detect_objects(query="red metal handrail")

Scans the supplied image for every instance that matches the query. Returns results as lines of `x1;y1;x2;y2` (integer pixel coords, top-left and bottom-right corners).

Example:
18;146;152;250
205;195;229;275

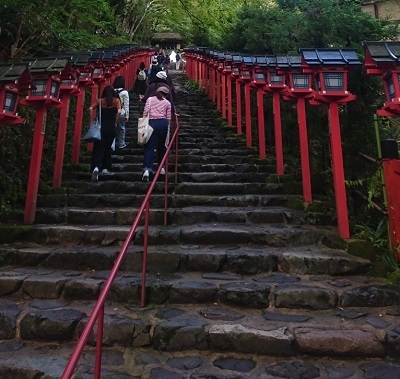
61;114;180;379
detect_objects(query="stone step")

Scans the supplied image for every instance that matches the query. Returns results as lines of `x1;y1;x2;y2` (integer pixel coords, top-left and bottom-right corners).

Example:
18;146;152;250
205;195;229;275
21;222;341;247
72;162;275;174
37;193;292;209
0;298;399;363
0;342;399;379
1;244;368;276
33;206;318;226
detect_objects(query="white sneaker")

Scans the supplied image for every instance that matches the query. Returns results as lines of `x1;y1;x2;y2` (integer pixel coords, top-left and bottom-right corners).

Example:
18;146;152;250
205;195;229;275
91;167;99;182
101;169;112;175
142;170;149;181
160;167;166;175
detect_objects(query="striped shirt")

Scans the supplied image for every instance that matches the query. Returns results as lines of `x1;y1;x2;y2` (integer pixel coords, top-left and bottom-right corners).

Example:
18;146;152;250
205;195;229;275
143;96;171;121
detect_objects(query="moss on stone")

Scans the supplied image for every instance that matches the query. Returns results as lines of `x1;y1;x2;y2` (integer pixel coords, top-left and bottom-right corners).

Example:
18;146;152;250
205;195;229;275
0;225;32;243
285;197;305;210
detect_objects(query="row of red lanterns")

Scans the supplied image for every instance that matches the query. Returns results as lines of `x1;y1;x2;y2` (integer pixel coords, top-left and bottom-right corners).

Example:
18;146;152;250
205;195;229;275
183;42;400;248
0;45;156;224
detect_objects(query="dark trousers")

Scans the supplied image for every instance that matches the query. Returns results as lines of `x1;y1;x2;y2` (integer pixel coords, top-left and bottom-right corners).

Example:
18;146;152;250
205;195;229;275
143;118;168;173
91;124;116;171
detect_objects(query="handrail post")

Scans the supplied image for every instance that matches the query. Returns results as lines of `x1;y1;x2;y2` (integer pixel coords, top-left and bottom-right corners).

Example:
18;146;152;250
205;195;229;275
94;306;104;379
164;163;169;226
141;200;150;307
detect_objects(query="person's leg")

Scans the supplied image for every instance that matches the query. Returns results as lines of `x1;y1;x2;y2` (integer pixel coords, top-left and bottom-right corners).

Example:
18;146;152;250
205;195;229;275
116;119;126;148
102;127;116;171
91;141;102;172
156;120;168;169
142;125;158;175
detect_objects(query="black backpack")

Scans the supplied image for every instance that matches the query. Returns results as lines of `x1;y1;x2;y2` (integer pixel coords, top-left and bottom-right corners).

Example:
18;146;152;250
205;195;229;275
114;89;123;106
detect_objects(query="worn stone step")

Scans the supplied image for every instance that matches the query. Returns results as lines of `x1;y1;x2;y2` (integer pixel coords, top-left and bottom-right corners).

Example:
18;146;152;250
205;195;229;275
34;205;327;227
4;268;392;308
37;193;292;209
21;223;341;247
1;244;368;276
1;340;399;378
0;298;399;363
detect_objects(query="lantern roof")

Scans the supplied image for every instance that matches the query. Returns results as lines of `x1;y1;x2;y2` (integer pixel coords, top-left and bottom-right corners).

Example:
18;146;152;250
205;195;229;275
0;63;31;84
242;55;254;67
276;55;302;69
27;58;71;75
363;41;400;72
89;51;104;63
300;48;361;67
254;55;269;68
224;53;233;62
232;54;243;64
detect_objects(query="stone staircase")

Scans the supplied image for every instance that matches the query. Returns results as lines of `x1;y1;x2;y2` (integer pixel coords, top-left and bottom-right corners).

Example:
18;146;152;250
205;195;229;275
0;70;400;379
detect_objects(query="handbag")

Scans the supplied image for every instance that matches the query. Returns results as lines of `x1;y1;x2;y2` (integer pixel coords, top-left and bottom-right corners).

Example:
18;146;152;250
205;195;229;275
137;98;154;145
83;101;101;142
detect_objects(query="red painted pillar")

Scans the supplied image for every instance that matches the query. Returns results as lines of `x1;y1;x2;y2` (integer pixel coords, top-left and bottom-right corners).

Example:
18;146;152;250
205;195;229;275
216;72;221;110
328;102;350;239
297;97;312;202
204;64;208;93
24;108;47;224
210;68;215;102
257;88;266;159
53;95;70;187
273;92;284;175
245;83;252;147
221;74;226;119
72;89;85;163
382;159;400;261
227;77;233;126
236;81;242;134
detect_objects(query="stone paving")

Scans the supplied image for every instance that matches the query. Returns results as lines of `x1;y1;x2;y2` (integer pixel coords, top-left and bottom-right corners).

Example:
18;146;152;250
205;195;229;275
0;69;400;378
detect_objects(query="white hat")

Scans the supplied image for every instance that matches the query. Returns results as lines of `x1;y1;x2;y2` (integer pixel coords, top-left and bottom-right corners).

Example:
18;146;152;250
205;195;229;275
156;71;167;80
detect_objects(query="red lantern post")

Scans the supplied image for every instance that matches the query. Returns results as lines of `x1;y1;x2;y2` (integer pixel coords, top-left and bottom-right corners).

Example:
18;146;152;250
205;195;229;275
264;57;287;175
363;41;400;260
301;48;361;239
239;56;254;148
231;55;243;134
224;54;234;126
206;51;215;101
52;57;80;187
19;58;70;224
250;56;268;159
279;55;315;202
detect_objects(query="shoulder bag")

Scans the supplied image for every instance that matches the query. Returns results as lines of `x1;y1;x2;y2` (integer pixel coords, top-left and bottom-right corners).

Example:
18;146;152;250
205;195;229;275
137;97;154;145
83;100;102;142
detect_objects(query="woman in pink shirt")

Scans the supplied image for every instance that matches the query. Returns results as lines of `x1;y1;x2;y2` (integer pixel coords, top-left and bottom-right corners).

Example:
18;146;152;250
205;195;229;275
141;86;171;181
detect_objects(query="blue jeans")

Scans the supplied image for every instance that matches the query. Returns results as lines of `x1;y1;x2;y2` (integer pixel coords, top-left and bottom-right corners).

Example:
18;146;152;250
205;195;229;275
116;119;126;147
143;118;168;173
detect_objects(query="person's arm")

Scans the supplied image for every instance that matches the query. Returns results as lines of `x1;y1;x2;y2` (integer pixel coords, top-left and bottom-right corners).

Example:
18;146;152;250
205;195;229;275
143;97;151;117
115;99;121;126
166;100;172;121
88;99;100;118
121;91;129;120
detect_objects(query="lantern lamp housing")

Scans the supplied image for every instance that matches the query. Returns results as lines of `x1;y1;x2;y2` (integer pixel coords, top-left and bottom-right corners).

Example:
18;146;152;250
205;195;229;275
231;54;242;78
240;55;254;81
224;54;233;73
218;52;225;71
3;87;18;113
383;72;400;102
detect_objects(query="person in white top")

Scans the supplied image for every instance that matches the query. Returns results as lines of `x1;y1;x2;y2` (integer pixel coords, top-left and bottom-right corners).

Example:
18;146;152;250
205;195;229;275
113;76;129;149
141;86;172;181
